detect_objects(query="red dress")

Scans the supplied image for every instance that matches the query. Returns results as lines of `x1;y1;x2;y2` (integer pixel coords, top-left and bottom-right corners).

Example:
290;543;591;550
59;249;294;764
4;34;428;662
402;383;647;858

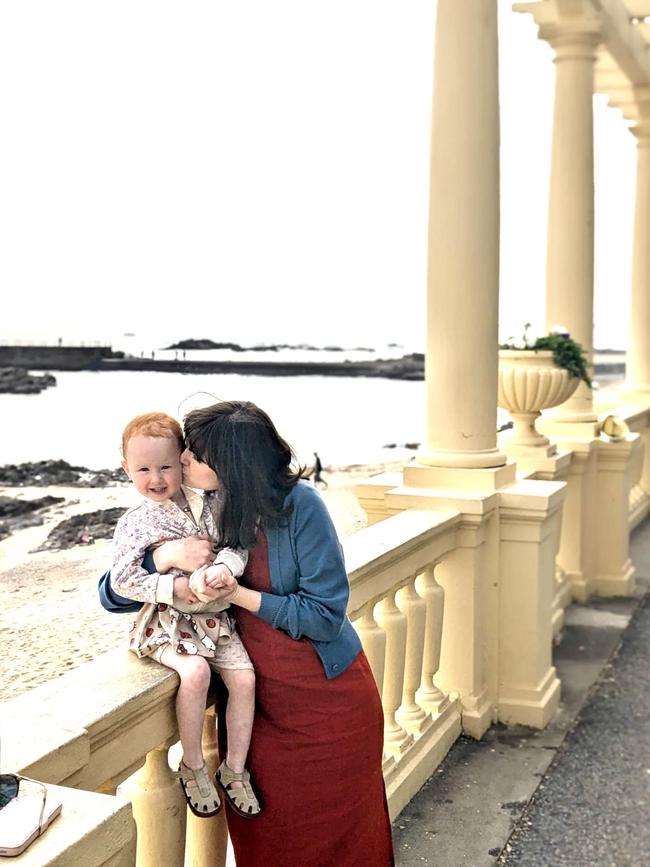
221;533;394;867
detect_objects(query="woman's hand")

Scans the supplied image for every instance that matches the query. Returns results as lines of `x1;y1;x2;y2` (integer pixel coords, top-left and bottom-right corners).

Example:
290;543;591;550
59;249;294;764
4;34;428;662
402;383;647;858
191;567;240;603
152;535;214;574
172;576;200;605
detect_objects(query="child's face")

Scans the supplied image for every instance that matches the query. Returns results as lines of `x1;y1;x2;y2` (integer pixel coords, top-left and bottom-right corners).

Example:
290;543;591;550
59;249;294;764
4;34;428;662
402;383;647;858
122;435;183;502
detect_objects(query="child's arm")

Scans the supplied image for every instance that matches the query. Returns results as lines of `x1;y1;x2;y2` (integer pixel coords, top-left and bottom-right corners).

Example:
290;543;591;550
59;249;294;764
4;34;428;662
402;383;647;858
110;510;176;605
213;547;248;578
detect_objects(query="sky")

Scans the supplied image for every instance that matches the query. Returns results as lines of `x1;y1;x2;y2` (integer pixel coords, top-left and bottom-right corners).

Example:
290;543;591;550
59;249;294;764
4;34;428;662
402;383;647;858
0;1;638;350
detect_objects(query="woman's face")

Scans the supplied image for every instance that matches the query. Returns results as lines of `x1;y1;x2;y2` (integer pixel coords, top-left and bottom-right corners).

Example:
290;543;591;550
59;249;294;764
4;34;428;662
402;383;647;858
180;448;220;490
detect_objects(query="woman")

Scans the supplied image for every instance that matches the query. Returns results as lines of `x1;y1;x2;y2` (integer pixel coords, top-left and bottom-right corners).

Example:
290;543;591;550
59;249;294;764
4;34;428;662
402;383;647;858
102;400;394;866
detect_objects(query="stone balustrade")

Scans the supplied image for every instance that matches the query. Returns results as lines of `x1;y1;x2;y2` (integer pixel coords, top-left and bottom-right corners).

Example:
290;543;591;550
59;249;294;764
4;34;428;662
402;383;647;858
345;508;464;818
2;508;466;860
4;397;650;861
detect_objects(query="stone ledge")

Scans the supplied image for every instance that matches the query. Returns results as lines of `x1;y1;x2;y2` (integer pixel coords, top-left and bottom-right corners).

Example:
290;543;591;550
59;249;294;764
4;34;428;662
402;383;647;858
11;785;135;867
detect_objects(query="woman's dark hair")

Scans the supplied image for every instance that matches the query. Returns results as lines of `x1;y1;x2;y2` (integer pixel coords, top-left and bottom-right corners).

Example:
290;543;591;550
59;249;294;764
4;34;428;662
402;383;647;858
183;400;307;548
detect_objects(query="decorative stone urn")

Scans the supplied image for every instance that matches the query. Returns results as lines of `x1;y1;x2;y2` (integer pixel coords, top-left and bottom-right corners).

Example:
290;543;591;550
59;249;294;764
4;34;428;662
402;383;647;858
498;350;580;456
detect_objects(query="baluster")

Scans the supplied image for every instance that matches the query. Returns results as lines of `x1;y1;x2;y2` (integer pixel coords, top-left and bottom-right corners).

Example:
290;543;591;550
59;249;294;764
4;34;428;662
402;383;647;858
396;577;431;734
354;602;386;694
185;705;228;867
118;740;187;867
415;566;449;715
375;593;413;756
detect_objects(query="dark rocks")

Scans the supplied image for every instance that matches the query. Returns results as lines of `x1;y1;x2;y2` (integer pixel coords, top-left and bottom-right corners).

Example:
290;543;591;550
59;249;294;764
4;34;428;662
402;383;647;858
0;495;65;518
32;507;126;552
0;367;57;394
0;494;65;541
0;460;127;488
166;339;247;351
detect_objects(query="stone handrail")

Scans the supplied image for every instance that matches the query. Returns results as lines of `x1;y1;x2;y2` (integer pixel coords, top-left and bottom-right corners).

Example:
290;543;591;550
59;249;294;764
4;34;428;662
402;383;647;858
3;507;466;861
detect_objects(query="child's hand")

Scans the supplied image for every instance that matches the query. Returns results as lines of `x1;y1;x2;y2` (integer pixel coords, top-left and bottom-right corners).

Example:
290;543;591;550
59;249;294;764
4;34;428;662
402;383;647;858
189;564;238;604
204;563;236;591
173;575;200;605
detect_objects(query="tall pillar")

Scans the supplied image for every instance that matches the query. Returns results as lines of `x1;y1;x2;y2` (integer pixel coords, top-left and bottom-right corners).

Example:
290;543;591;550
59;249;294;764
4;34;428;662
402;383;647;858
421;0;506;469
625;87;650;392
542;19;600;425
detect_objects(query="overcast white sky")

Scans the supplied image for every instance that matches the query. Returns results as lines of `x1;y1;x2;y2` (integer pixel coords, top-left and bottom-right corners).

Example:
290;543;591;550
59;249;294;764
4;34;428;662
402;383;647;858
0;1;637;350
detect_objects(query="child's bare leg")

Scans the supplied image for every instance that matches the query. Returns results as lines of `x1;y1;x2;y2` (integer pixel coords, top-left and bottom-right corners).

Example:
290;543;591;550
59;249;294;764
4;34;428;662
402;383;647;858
219;667;255;783
159;646;211;769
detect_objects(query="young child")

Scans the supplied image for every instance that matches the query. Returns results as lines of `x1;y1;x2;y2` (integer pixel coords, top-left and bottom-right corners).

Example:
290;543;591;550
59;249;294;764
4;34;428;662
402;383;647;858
110;412;261;819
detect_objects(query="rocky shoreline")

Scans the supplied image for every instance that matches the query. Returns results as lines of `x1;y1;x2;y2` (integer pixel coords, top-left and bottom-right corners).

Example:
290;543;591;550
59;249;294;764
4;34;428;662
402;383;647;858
0;461;129;549
0;367;57;394
0;460;127;487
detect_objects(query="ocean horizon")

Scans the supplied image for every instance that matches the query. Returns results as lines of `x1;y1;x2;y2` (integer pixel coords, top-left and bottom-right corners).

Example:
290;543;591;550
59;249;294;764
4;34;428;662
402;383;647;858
1;334;626;471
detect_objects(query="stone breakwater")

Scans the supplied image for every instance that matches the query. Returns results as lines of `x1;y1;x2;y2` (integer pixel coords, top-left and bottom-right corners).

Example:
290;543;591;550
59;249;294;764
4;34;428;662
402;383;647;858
0;344;425;380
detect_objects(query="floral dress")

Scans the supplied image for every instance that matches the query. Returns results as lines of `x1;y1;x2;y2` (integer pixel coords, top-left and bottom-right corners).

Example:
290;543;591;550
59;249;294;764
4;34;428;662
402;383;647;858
110;486;247;661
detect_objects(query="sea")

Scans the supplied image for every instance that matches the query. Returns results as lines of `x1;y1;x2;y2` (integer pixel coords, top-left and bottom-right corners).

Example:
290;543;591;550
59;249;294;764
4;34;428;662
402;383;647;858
0;336;624;472
0;340;428;471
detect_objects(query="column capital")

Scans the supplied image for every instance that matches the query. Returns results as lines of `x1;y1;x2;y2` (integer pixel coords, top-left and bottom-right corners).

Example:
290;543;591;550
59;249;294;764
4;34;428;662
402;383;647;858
539;21;601;60
514;1;601;59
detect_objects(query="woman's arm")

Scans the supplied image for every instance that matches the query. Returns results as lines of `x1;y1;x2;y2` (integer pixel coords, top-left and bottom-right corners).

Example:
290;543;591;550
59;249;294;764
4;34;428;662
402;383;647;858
99;536;215;611
152;535;216;573
201;488;348;642
256;490;348;641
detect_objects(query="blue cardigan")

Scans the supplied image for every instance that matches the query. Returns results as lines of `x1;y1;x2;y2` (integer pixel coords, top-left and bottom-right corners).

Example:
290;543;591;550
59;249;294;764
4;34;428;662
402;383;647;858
99;481;362;679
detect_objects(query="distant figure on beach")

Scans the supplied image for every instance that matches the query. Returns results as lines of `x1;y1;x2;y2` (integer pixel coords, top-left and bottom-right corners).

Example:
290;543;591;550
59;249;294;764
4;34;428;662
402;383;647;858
182;349;187;360
312;452;328;488
151;350;155;360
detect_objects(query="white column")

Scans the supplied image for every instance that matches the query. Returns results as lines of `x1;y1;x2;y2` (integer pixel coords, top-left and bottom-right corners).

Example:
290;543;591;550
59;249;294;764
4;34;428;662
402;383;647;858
626;88;650;392
421;0;505;469
543;21;600;422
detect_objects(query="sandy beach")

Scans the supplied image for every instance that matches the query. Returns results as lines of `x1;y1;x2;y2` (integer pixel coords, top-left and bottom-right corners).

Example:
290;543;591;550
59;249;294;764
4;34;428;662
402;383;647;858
0;462;404;703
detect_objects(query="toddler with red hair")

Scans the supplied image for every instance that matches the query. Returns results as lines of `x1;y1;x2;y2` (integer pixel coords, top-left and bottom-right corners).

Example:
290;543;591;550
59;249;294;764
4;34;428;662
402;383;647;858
111;412;261;820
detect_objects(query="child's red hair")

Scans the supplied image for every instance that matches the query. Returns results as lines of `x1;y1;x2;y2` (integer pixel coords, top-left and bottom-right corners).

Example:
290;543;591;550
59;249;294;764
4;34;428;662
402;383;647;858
121;412;184;457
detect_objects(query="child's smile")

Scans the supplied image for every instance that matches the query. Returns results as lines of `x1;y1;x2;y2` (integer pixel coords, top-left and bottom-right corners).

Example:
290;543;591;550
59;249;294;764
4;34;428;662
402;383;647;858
122;435;184;502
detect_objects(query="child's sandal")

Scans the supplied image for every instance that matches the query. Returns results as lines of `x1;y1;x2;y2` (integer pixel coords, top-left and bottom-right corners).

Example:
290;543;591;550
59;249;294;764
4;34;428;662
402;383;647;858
178;761;222;818
215;760;262;818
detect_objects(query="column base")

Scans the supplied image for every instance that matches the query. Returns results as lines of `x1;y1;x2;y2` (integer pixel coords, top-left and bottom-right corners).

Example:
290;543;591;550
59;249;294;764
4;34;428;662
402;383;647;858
498;666;561;729
404;461;516;491
593;559;635;598
416;445;507;470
